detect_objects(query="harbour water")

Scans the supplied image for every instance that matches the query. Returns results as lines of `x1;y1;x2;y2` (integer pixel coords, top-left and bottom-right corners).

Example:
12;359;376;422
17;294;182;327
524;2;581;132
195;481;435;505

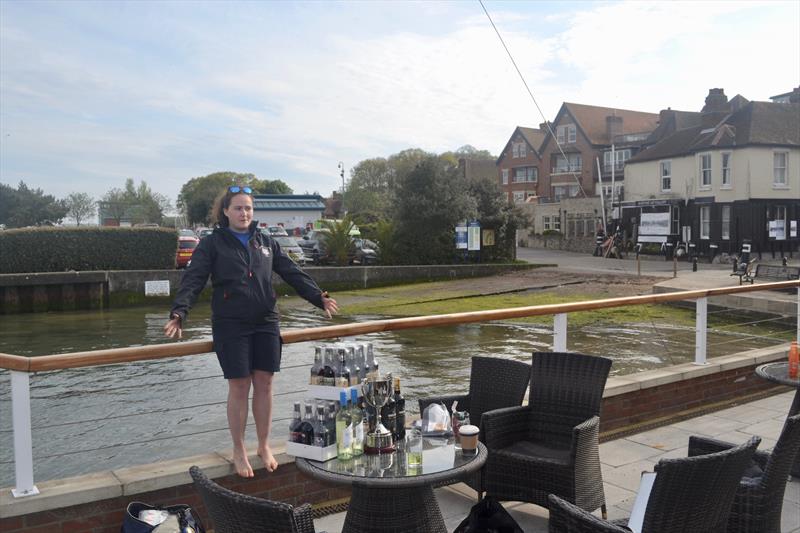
0;303;776;487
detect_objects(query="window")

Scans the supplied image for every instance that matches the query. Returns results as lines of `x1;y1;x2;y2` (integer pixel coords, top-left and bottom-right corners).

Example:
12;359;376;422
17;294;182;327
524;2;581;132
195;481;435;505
502;169;509;185
553;216;561;231
543;216;551;230
557;124;577;144
721;152;731;188
721;206;731;240
699;153;712;187
774;151;788;186
567;220;575;236
603;149;632;172
512;142;526;158
553;153;582;173
700;205;710;240
660;161;671;191
512;191;525;203
514;168;526;183
552;184;579;200
527;167;538;182
672;206;680;234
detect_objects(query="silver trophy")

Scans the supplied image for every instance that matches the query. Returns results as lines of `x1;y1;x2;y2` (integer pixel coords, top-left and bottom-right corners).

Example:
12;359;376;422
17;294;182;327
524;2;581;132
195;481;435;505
361;372;395;454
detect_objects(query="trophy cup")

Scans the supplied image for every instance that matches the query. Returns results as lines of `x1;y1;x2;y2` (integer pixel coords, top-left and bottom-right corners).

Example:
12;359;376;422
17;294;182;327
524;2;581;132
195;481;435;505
361;372;395;454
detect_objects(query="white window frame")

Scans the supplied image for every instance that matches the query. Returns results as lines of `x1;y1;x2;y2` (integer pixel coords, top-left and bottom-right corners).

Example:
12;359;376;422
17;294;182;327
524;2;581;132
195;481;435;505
512;143;519;158
660;160;671;192
543;216;551;231
557;124;577;144
721;152;732;188
773;151;788;187
502;169;509;185
700;205;711;240
527;167;538;182
514;168;526;183
721;205;730;240
699;153;712;188
518;143;526;158
512;191;525;203
553;216;561;231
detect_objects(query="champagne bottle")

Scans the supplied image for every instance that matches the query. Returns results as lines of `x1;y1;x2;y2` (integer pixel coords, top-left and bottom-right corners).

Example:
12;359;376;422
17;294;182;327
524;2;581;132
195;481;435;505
323;349;336;386
337;347;351;388
289;401;303;443
300;403;315;445
350;388;364;456
336;390;353;459
393;377;406;441
310;347;322;385
314;405;331;447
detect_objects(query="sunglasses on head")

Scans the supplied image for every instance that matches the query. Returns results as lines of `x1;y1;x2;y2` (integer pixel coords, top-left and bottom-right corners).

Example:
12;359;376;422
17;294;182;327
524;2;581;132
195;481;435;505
228;186;253;194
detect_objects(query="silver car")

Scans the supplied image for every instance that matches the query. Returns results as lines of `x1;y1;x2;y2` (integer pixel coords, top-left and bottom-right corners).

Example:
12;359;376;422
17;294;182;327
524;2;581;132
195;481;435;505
273;235;309;265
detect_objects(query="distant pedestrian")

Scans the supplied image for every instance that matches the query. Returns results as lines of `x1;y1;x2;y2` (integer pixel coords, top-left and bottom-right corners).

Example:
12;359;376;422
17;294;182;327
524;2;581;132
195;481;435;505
164;185;338;477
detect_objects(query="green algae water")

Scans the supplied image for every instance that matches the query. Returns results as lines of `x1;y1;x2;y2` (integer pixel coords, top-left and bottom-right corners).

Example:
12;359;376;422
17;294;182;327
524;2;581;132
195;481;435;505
0;302;777;487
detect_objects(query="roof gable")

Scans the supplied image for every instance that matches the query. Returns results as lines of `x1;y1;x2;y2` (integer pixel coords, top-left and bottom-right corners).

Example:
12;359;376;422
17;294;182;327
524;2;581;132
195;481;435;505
563;103;659;145
496;126;544;164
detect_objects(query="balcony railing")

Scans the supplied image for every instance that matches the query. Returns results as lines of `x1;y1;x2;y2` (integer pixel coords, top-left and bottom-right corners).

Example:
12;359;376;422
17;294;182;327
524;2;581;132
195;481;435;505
551;165;582;174
603;161;626;173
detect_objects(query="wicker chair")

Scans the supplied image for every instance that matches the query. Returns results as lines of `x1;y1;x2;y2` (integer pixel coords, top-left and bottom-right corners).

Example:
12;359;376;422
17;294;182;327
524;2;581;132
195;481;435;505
189;465;319;533
483;352;612;516
687;414;800;533
547;436;761;533
418;355;531;495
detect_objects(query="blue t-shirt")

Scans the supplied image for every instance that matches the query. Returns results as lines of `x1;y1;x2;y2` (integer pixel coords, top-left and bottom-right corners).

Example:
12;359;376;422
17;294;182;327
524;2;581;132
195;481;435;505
227;228;251;257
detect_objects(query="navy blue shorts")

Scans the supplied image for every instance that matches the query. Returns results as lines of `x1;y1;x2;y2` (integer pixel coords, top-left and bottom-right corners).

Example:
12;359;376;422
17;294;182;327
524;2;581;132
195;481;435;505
214;330;282;379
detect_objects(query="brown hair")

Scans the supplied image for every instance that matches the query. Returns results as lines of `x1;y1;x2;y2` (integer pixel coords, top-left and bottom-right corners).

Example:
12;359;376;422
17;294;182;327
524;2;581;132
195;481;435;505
211;188;253;228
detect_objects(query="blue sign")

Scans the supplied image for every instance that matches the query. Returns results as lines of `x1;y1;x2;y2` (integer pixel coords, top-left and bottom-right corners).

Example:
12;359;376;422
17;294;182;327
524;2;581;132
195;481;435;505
455;222;468;249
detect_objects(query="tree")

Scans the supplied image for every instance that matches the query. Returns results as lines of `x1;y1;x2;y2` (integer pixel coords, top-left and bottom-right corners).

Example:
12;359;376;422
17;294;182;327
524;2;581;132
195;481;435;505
391;155;476;264
65;192;96;226
0;181;68;228
319;216;356;266
177;172;293;226
100;179;170;225
343;158;393;222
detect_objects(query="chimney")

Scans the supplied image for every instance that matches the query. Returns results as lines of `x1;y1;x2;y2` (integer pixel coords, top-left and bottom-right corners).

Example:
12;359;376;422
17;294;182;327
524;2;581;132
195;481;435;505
606;115;623;141
701;88;729;128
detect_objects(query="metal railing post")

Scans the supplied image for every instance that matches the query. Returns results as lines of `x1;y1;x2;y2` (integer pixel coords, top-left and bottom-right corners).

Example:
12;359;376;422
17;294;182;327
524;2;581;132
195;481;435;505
695;297;708;365
11;370;39;497
554;313;568;351
796;287;799;343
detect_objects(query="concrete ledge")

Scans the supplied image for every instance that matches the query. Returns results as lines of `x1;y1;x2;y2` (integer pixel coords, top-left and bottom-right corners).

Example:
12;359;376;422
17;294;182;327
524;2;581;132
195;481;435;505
0;471;121;518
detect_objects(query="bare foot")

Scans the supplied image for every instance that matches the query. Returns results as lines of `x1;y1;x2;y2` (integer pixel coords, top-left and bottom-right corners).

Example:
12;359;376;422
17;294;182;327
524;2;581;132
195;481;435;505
258;445;278;473
232;450;254;478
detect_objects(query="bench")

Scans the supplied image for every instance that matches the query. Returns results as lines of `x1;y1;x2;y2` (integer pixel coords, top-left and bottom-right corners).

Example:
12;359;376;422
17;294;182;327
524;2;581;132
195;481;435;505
740;264;800;288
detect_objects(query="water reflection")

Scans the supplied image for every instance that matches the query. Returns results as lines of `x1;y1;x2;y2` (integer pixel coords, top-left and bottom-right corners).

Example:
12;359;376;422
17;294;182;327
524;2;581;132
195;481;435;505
0;303;774;486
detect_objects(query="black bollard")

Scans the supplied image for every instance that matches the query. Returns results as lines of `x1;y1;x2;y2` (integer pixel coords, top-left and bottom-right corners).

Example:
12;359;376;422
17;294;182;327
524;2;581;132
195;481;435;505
692;256;698;272
732;257;738;273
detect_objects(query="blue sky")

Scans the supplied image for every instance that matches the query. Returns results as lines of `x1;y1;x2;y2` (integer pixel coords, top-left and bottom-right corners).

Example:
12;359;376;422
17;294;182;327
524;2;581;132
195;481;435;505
1;0;798;209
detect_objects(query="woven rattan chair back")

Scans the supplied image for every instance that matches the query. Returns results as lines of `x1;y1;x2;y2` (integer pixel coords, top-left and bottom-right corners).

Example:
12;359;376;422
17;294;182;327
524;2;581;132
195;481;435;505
642;436;761;533
548;494;624;533
468;356;531;426
761;413;800;489
189;466;316;533
528;352;612;446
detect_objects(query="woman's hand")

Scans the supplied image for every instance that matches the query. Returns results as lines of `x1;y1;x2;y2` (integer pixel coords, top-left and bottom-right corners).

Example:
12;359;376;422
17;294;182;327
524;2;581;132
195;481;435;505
321;292;339;319
163;317;183;339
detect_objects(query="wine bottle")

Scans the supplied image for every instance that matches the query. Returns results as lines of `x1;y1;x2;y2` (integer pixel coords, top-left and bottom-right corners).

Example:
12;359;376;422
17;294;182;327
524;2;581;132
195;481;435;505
300;403;315;445
350;387;364;456
314;405;331;447
289;401;303;443
323;349;336;386
336;390;353;459
310;346;322;385
393;377;406;441
337;347;351;388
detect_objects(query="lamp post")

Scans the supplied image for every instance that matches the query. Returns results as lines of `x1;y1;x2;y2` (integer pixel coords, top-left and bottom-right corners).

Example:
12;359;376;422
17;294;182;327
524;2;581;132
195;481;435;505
338;161;345;214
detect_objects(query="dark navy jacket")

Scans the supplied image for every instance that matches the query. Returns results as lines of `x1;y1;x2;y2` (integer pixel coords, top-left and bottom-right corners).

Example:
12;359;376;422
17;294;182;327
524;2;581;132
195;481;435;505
170;223;324;339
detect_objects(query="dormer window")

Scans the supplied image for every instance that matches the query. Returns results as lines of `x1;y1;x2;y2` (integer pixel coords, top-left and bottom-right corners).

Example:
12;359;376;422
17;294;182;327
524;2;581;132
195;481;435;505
557;124;577;144
512;142;527;158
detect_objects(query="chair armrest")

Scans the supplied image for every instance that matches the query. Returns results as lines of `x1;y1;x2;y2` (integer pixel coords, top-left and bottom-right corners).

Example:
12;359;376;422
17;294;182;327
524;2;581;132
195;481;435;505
482;405;530;450
687;435;736;457
572;416;600;455
418;394;468;417
294;503;316;533
548;494;630;533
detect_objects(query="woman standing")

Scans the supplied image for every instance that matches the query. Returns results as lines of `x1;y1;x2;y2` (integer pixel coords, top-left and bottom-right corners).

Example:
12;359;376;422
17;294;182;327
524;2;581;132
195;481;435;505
164;186;338;477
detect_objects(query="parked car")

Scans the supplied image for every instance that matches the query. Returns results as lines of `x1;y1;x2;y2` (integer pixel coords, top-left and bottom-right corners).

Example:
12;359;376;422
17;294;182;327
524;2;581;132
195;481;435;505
196;227;213;238
272;235;309;266
297;230;330;265
176;235;199;268
265;225;289;236
179;228;197;238
352;238;379;265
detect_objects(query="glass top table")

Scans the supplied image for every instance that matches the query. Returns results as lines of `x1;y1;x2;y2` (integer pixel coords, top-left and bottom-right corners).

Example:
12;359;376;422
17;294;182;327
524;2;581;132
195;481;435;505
296;437;486;533
755;361;800;477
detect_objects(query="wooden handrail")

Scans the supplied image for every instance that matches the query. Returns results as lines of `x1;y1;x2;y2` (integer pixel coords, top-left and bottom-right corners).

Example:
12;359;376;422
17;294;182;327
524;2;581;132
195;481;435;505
2;279;797;373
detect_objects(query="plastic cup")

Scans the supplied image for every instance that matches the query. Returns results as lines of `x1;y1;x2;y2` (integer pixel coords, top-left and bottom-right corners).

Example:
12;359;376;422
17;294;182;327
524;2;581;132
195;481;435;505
459;424;479;456
405;428;423;468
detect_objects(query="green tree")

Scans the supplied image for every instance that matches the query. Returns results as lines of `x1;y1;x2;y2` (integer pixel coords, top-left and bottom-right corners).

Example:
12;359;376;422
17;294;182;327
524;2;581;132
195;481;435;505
466;173;528;261
392;155;476;265
65;192;96;226
343;158;393;223
0;181;68;228
373;219;399;265
177;172;293;226
319;216;355;266
100;179;170;225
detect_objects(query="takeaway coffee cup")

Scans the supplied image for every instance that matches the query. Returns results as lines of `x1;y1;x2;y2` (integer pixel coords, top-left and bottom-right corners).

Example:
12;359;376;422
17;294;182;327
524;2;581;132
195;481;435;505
459;424;479;456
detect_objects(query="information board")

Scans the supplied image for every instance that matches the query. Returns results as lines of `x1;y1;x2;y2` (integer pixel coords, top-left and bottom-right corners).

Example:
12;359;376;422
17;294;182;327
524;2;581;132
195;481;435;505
467;221;481;251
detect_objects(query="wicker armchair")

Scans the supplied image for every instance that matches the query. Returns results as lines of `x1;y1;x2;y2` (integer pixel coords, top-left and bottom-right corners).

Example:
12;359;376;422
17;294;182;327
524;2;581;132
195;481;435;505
189;466;319;533
548;436;761;533
418;355;531;495
483;352;612;516
687;414;800;533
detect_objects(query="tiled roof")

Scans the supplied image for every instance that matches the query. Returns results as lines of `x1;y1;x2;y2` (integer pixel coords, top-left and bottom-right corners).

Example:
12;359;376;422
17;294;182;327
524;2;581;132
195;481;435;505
252;195;326;211
629;101;800;163
563;102;660;145
518;127;546;152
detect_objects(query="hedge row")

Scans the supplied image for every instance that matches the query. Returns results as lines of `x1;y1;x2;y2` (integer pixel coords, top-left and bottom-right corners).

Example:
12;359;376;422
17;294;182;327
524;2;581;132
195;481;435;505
0;227;178;273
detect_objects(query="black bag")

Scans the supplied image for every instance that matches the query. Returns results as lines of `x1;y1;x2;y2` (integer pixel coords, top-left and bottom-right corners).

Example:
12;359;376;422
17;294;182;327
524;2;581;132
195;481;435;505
121;501;205;533
453;496;524;533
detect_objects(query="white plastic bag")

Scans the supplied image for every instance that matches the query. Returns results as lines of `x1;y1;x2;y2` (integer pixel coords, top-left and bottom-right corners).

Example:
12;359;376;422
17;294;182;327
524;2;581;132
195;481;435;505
422;402;452;435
